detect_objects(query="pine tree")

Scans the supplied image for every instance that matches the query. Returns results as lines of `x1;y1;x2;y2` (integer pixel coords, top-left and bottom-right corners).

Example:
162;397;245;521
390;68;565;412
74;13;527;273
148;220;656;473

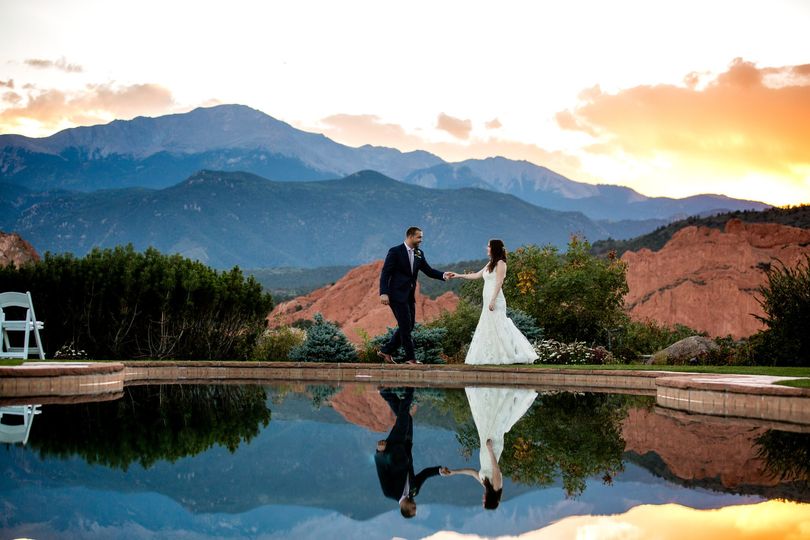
289;313;358;363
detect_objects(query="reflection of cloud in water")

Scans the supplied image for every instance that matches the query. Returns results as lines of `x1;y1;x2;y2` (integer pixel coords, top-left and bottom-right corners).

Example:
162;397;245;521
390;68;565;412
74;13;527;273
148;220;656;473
424;500;810;540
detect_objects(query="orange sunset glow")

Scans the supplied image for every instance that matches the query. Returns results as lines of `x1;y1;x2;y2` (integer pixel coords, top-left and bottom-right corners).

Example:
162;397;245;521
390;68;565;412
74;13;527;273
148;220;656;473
1;0;808;205
425;500;810;540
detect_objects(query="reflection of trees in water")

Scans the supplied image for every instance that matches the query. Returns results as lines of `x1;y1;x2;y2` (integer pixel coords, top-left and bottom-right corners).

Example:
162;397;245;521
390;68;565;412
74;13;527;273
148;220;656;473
755;430;810;491
28;385;271;470
426;389;645;497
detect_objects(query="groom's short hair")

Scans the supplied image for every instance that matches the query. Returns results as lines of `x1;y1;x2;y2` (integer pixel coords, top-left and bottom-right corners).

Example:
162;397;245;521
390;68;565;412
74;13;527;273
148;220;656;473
406;227;422;238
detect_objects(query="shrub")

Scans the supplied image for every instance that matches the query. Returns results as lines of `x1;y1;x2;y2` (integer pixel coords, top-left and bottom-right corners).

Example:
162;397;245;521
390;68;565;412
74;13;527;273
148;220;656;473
426;300;480;361
753;255;810;366
371;323;447;364
533;339;617;365
252;326;307;361
289;313;358;363
612;320;702;362
474;236;628;345
427;300;543;363
507;307;544;342
0;245;272;360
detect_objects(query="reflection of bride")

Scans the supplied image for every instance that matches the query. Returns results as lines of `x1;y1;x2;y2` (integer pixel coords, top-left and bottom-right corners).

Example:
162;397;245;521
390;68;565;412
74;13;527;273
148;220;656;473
442;387;538;509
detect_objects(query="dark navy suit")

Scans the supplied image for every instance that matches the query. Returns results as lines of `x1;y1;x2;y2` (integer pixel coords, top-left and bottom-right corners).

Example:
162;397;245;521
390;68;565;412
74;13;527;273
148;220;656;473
379;243;445;361
374;388;440;502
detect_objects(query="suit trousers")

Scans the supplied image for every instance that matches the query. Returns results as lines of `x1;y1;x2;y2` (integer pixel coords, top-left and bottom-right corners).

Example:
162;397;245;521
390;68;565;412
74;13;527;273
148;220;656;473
382;299;416;361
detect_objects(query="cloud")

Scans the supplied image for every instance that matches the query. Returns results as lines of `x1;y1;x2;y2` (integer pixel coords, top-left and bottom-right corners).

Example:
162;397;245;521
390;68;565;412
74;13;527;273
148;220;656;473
24;56;83;73
0;79;13;88
0;82;176;135
436;112;472;139
3;92;22;104
319;113;427;149
485;118;502;129
316;112;583;179
557;58;810;178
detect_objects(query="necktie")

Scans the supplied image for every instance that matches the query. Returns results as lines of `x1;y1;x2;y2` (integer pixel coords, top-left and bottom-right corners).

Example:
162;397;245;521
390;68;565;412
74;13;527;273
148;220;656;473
408;248;414;273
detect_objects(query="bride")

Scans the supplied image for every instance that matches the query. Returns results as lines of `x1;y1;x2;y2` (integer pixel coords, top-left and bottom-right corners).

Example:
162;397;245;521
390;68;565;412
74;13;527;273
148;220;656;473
450;239;538;365
441;387;538;510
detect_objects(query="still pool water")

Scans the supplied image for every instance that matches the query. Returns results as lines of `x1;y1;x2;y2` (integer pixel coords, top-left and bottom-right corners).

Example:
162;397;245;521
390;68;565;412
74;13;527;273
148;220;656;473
1;383;808;539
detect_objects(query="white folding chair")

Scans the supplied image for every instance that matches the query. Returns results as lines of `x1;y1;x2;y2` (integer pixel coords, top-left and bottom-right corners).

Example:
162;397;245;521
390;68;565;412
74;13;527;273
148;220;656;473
0;405;42;445
0;291;46;360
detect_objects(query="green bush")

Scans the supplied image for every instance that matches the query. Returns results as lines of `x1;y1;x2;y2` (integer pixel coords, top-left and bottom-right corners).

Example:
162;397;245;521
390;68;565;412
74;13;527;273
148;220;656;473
371;323;447;364
426;300;480;361
753;255;810;366
252;326;307;361
0;245;272;360
507;307;544;342
427;300;543;363
471;236;628;345
612;320;702;362
289;313;358;363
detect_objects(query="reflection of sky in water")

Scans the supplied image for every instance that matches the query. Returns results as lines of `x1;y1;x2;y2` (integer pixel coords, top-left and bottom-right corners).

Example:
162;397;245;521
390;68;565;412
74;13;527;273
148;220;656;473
1;387;808;539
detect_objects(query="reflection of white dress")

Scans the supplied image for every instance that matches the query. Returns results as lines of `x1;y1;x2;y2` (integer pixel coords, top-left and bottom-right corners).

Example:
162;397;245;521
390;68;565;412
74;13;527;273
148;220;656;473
466;387;538;481
465;266;539;365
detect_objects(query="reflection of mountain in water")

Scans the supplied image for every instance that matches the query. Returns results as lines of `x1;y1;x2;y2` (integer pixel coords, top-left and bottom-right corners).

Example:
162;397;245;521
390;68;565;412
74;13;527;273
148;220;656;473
2;383;808;522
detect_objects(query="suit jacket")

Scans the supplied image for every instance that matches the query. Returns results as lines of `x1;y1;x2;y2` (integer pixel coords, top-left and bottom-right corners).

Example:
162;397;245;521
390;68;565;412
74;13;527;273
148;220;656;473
379;244;445;303
375;442;441;501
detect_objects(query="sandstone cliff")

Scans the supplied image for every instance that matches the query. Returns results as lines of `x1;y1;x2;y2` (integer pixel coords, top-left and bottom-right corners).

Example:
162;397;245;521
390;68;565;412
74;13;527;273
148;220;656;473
622;219;810;337
267;260;459;344
621;407;779;488
0;231;40;267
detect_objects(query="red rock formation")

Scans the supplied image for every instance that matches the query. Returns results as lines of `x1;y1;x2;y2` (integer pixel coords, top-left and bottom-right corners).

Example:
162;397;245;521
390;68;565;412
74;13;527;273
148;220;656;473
0;231;40;267
328;385;396;433
621;407;780;488
268;260;459;345
622;219;810;338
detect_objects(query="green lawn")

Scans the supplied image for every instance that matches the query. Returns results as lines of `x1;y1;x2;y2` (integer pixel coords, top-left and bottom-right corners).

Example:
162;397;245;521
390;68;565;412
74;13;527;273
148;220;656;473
527;363;810;377
775;378;810;388
0;359;24;366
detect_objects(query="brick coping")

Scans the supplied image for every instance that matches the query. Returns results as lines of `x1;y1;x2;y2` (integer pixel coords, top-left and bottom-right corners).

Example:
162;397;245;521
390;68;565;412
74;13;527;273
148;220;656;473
1;360;808;397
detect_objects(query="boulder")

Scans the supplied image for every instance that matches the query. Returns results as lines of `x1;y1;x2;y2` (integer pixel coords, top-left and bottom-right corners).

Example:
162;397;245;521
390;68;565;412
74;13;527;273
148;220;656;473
649;335;718;365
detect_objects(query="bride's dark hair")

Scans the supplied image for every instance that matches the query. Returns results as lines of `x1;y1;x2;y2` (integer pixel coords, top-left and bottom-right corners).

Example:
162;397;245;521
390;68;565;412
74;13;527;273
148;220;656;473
482;477;503;510
487;239;507;273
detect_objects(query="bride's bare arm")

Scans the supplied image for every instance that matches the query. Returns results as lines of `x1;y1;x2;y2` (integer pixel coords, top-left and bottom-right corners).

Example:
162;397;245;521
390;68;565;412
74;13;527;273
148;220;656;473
441;467;482;482
455;267;485;280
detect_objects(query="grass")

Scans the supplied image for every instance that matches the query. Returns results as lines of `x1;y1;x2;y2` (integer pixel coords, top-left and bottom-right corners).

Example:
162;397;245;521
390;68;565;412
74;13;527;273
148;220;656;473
775;378;810;389
527;363;810;377
0;359;24;366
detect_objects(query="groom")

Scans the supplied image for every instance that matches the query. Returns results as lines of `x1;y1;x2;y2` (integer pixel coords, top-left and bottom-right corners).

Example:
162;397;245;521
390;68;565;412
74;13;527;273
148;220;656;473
378;227;450;365
375;387;445;518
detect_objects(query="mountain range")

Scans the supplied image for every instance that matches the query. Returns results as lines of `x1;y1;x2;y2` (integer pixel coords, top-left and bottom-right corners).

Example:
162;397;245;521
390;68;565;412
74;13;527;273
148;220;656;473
1;170;611;268
0;104;769;224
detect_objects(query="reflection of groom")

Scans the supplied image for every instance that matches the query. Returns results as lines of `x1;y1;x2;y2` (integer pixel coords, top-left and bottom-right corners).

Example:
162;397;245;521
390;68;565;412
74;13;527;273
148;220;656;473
378;227;450;364
375;387;443;519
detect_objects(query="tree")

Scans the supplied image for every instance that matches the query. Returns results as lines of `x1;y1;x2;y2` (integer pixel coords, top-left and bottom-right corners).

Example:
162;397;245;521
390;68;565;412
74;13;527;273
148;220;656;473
754;255;810;366
464;236;628;344
289;313;358;363
0;245;273;360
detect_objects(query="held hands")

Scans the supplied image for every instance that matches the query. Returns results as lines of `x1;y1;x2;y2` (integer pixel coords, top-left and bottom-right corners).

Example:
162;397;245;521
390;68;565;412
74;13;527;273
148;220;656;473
443;271;456;280
380;294;390;306
439;466;452;477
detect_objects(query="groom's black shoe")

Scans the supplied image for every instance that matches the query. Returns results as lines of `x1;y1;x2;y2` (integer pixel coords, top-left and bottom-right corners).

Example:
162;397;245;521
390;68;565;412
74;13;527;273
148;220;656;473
378;350;397;364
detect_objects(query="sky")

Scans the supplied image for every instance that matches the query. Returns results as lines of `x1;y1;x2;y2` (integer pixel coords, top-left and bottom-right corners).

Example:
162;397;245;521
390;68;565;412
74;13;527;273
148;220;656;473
1;0;808;206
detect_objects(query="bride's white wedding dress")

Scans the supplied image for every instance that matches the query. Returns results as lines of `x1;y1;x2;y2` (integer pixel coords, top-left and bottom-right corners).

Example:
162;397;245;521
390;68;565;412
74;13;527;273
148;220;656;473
465;387;538;482
465;266;539;365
